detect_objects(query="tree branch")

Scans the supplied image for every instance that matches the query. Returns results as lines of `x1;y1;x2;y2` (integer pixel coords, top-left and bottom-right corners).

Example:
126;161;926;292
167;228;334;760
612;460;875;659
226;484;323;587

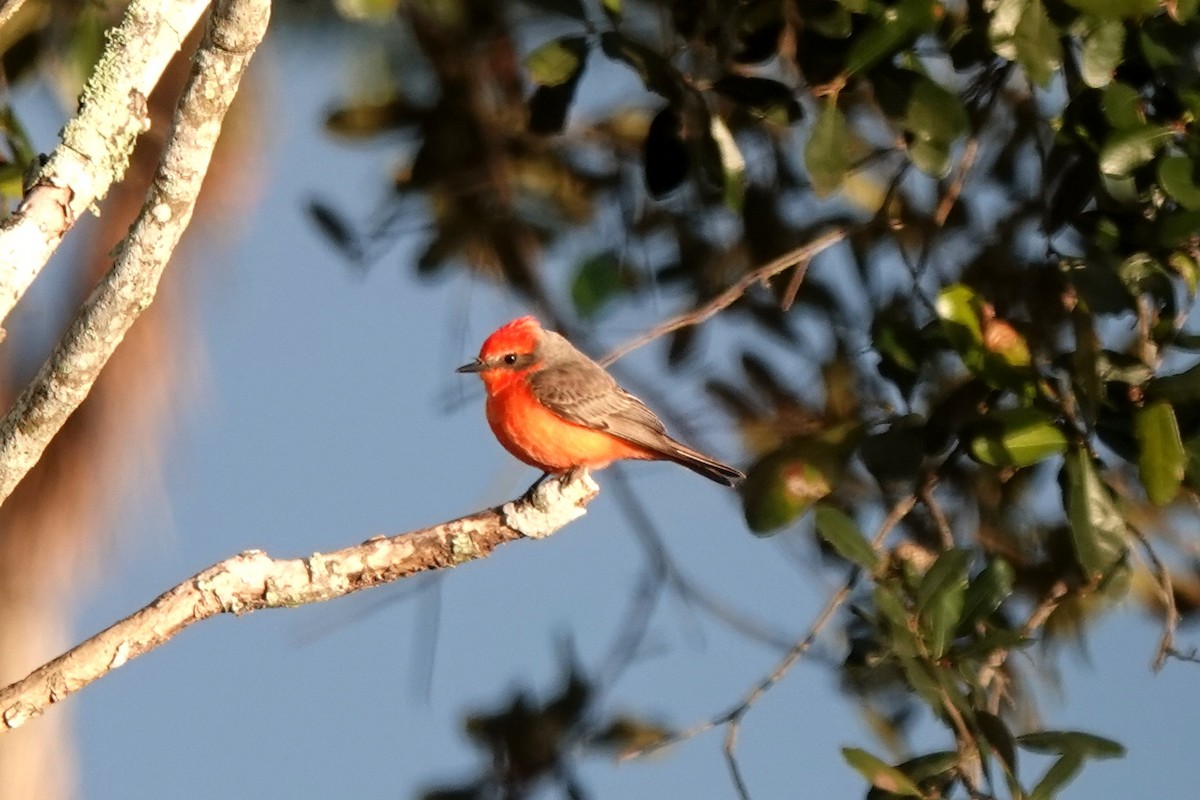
0;471;599;733
0;0;266;505
600;229;847;366
0;0;213;330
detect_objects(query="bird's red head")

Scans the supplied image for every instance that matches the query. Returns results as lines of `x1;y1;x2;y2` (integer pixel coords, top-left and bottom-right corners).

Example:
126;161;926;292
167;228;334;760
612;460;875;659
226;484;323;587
456;316;545;391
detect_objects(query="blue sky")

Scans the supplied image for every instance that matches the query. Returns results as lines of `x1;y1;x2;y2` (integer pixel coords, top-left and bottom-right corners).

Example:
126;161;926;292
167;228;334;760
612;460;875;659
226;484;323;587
20;22;1194;800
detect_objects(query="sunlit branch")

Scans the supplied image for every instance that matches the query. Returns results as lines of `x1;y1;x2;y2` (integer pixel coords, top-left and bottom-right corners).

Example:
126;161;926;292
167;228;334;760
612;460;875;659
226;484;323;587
0;0;212;330
0;0;266;505
0;471;599;733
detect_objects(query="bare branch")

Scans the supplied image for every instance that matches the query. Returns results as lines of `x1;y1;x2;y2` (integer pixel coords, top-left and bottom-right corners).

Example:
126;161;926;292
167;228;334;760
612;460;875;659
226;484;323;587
0;0;266;505
0;0;213;329
0;471;599;733
600;229;847;366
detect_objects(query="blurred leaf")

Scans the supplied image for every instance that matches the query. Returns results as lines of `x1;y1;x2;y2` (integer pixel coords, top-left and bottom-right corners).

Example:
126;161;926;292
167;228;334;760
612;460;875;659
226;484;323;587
815;505;880;570
1101;81;1145;130
969;407;1068;468
601;0;621;19
916;549;970;658
525;36;589;87
878;71;968;178
1098;125;1172;177
841;747;923;797
1029;753;1085;800
990;0;1062;86
845;0;936;75
643;106;689;196
1158;156;1200;211
570;252;625;317
1080;18;1125;88
590;716;672;758
1016;730;1126;759
333;0;402;22
307;200;363;260
1135;401;1185;505
977;710;1018;778
712;75;802;123
521;0;588;19
805;99;851;196
860;417;926;493
958;557;1015;629
600;32;683;102
1063;449;1128;580
1147;363;1200;403
1063;0;1158;17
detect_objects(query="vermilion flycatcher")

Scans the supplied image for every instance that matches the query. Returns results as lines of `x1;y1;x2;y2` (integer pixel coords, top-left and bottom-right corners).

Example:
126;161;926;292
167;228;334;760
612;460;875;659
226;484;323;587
457;317;744;486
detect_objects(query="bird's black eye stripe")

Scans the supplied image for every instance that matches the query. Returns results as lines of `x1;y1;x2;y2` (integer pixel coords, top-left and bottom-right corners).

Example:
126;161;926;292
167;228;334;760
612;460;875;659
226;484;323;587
503;353;519;365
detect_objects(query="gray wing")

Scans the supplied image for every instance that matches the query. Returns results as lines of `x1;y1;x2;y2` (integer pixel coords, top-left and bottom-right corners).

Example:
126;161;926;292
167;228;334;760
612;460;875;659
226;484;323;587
527;358;669;444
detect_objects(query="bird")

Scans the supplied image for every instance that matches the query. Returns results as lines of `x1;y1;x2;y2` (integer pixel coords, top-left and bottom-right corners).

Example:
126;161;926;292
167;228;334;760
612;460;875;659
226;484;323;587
456;316;744;486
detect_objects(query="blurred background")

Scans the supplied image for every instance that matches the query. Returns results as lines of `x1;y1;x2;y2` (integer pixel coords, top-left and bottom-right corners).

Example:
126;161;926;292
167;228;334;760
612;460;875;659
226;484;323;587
0;1;1198;798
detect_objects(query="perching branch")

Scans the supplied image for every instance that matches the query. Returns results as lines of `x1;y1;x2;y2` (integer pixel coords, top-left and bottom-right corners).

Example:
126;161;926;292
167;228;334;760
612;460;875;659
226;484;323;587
0;0;267;505
0;0;213;330
0;471;599;733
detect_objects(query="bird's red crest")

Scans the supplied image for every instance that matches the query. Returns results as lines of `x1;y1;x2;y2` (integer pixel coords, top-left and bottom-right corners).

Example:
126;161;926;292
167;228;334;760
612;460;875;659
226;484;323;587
480;316;543;359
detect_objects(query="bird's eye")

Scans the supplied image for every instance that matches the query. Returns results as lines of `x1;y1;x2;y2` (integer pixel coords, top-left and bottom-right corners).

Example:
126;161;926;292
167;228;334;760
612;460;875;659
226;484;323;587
503;353;519;365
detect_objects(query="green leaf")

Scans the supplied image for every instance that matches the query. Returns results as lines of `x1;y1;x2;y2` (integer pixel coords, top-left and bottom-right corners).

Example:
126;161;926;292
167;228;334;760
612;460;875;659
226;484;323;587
1135;401;1185;505
1063;0;1158;17
991;0;1062;86
964;407;1070;470
570;252;625;318
741;435;856;534
1079;17;1125;88
844;0;936;75
805;100;851;196
815;505;880;570
1158;156;1200;210
935;283;985;360
525;36;589;87
916;549;970;658
841;747;924;797
958;557;1015;629
1101;81;1144;130
1063;449;1128;580
1016;730;1126;759
976;710;1018;778
1029;753;1085;800
899;74;969;177
601;0;621;18
1098;125;1172;177
969;407;1069;468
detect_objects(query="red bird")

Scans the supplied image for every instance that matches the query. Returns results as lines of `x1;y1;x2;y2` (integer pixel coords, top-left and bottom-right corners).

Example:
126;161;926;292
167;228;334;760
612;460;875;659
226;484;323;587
457;317;743;486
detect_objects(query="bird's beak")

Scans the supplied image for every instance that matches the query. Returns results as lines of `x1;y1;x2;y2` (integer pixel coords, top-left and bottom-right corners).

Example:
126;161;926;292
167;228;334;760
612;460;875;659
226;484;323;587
456;358;487;374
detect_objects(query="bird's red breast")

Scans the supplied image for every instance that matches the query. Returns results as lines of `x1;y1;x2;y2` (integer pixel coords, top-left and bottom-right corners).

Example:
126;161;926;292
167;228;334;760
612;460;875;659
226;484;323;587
484;376;656;472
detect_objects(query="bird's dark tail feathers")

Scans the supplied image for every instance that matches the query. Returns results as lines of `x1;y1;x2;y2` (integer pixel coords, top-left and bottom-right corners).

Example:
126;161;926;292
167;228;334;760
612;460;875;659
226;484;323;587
659;438;745;487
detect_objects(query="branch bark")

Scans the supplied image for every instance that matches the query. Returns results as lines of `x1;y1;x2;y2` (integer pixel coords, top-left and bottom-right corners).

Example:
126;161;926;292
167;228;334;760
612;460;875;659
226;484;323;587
0;472;599;733
0;0;266;505
0;0;213;330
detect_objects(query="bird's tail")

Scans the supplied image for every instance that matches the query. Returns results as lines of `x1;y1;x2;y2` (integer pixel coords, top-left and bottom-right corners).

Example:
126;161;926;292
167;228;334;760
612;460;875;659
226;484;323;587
657;438;745;487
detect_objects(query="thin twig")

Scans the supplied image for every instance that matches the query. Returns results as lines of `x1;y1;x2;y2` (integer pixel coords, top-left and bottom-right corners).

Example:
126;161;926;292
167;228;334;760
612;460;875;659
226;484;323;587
623;494;915;771
1131;526;1181;672
600;229;847;366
